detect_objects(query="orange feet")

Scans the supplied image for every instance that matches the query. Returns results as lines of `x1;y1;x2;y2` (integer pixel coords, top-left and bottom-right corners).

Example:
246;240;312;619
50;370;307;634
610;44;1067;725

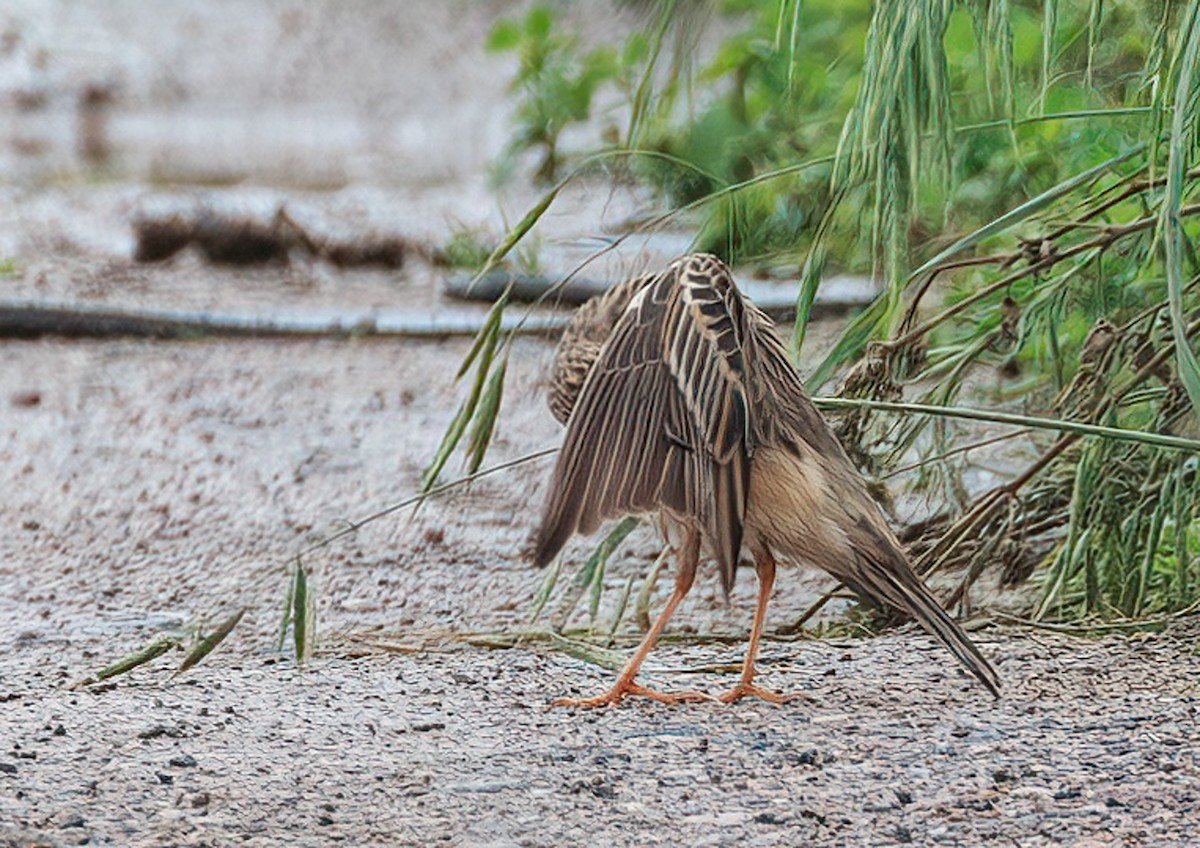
551;680;714;708
717;681;810;705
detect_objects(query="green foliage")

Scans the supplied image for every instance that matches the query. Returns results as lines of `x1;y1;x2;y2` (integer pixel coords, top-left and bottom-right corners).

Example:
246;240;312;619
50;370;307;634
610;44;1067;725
468;0;1200;625
440;226;496;271
487;5;623;183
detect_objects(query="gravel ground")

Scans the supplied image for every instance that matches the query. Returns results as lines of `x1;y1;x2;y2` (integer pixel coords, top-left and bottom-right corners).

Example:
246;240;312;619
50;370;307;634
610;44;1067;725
2;332;1198;847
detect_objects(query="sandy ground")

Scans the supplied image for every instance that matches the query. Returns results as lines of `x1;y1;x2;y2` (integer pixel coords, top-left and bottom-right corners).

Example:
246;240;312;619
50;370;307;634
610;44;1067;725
2;1;1199;846
2;332;1198;848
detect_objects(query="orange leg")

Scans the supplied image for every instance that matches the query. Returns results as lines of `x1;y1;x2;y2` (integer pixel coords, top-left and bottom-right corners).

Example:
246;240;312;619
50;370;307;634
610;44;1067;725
552;531;712;708
718;548;808;705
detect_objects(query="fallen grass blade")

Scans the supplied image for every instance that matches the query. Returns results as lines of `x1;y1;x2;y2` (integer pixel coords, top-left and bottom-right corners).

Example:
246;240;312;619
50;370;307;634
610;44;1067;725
543;632;627;671
73;634;179;688
173;608;246;678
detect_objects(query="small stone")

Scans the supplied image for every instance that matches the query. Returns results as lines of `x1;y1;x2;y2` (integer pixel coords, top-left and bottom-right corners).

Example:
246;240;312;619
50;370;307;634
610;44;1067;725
753;812;788;825
169;754;197;768
156;772;174;784
0;763;16;774
191;792;211;808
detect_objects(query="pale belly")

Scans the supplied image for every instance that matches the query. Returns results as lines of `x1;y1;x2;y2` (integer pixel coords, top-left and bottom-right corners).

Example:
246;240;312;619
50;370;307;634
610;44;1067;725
744;445;851;567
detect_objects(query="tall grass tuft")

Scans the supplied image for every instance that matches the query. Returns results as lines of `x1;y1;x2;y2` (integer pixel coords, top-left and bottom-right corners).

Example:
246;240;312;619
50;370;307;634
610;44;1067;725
436;0;1200;627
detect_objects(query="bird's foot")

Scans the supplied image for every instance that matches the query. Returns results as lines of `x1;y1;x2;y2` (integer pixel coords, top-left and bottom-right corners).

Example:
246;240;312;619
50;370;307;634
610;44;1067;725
552;680;714;709
717;681;810;705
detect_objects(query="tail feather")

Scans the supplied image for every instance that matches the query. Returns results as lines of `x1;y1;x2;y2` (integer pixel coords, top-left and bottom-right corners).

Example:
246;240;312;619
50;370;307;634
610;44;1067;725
852;548;1001;698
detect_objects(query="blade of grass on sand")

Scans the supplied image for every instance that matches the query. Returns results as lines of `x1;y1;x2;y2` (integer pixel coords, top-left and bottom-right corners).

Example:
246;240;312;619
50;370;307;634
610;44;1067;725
73;634;179;688
173;608;246;678
292;559;311;663
277;560;296;651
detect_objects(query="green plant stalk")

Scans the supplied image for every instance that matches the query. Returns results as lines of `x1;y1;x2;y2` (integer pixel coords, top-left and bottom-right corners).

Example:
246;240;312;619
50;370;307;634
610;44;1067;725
293;559;309;663
1163;0;1200;417
813;397;1200;453
634;547;670;632
74;635;179;688
527;556;562;624
551;516;640;633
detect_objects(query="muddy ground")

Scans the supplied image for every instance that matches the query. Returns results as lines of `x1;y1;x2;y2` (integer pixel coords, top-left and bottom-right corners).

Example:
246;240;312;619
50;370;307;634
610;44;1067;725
2;1;1199;846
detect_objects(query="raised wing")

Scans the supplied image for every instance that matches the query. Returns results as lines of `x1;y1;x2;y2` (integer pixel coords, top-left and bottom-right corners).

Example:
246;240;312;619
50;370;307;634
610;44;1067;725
533;255;752;593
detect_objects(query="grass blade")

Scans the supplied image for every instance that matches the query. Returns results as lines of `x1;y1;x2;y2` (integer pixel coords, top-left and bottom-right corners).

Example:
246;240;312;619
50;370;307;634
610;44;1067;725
527;556;562;624
465;355;507;474
1163;1;1200;417
813;397;1200;452
634;547;670;632
73;635;179;688
551;516;640;632
423;318;501;491
173;608;246;677
277;561;296;651
292;559;311;663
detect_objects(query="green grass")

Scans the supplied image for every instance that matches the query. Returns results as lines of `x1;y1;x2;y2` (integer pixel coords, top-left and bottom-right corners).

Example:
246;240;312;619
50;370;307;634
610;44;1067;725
435;0;1200;627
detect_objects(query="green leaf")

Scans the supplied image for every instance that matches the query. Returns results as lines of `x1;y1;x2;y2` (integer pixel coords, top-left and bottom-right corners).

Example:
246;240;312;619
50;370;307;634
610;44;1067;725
292;560;310;663
465;355;507;474
486;19;521;53
1163;1;1200;417
174;608;245;677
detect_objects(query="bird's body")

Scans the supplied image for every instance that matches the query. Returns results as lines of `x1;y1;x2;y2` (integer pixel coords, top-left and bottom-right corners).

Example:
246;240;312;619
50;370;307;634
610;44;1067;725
535;254;1000;706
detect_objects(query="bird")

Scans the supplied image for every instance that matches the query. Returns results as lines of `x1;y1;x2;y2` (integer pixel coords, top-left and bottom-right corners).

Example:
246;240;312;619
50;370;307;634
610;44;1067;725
533;253;1001;707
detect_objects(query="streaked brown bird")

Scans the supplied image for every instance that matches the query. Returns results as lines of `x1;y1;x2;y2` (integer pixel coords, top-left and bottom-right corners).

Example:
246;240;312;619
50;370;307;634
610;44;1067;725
534;253;1001;707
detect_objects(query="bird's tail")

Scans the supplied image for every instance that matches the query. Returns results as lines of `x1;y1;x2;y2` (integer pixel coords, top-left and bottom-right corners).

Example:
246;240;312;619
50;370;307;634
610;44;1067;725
850;545;1001;699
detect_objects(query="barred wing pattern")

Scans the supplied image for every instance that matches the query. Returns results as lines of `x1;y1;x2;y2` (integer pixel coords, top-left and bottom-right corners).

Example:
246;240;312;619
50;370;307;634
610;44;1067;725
533;256;753;592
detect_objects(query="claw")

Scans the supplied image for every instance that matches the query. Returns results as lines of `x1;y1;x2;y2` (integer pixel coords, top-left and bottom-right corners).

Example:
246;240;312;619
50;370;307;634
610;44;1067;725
717;681;810;705
552;681;715;708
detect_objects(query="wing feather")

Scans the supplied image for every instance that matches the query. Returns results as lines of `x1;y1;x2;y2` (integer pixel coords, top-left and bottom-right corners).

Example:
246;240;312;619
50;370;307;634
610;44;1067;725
533;255;752;592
